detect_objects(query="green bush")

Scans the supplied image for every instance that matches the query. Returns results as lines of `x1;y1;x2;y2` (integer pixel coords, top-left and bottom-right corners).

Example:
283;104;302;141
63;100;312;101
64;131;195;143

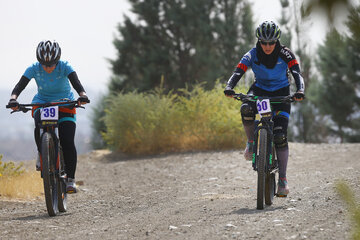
336;181;360;240
91;94;109;149
0;155;24;177
103;83;247;155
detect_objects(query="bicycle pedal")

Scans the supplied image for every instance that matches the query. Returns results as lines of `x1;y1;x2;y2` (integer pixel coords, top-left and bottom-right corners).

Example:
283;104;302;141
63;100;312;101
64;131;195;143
66;189;77;194
276;193;287;198
60;174;67;179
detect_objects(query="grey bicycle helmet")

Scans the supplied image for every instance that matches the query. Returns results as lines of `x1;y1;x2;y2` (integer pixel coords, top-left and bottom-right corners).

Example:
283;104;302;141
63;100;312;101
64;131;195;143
255;21;281;41
36;40;61;66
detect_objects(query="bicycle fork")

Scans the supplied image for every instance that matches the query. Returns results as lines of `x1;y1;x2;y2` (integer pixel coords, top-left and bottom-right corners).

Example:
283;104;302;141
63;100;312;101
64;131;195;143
39;127;65;180
51;128;67;181
252;120;275;172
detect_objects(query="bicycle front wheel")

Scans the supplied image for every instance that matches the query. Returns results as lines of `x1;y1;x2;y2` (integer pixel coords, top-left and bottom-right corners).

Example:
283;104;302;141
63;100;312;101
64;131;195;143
41;132;59;216
266;144;278;204
57;146;67;212
257;129;267;210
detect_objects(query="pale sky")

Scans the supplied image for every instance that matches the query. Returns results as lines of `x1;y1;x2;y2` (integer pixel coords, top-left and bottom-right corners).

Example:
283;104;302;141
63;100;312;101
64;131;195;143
0;0;131;94
0;0;348;160
0;0;335;97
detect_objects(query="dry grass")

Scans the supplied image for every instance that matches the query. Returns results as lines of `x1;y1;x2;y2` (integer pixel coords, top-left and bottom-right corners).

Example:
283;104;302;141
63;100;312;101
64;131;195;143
0;170;43;200
103;83;247;155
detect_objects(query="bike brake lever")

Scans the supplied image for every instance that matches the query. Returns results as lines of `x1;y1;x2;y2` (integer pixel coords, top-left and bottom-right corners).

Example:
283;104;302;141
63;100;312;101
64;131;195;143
233;93;245;100
9;109;27;114
233;95;242;101
288;95;296;102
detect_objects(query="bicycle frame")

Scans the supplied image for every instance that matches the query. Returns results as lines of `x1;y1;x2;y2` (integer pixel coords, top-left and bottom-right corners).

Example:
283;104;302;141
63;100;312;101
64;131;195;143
6;100;82;216
233;93;294;209
234;94;294;169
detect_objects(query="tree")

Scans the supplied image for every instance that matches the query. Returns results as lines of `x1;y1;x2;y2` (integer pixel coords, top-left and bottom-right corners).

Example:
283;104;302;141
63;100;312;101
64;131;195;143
278;0;324;143
301;0;352;24
343;5;360;141
316;29;358;142
109;0;255;93
293;2;360;143
278;0;292;47
92;0;256;147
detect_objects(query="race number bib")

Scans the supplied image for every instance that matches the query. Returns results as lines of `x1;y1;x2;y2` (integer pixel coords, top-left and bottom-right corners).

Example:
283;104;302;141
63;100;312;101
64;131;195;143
41;106;59;120
256;99;271;117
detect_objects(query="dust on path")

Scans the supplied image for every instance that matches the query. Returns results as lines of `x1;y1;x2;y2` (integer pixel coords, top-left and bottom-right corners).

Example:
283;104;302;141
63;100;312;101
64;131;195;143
1;143;359;240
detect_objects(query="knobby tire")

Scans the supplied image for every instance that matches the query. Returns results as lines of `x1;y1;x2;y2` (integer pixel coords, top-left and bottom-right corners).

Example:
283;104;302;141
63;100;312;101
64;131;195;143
257;129;267;210
265;172;276;205
41;132;59;216
57;146;67;212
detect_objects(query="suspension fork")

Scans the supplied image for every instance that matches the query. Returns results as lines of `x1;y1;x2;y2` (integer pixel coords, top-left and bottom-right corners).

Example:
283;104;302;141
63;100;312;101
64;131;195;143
51;127;60;171
252;120;259;170
40;126;60;171
252;119;274;171
265;121;274;171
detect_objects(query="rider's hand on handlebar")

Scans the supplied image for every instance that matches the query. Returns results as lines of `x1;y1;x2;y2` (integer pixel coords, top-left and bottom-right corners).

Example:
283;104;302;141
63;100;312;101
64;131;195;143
224;86;235;98
294;91;305;101
7;98;19;110
77;95;90;106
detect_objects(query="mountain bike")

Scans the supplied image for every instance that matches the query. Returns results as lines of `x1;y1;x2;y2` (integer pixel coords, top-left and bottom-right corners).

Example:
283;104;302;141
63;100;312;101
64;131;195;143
6;100;84;216
233;93;295;210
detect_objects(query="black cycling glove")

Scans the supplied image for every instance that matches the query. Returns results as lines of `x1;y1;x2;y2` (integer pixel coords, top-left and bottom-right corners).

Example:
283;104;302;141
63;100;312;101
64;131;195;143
294;92;305;100
224;86;235;96
77;95;90;104
7;99;19;109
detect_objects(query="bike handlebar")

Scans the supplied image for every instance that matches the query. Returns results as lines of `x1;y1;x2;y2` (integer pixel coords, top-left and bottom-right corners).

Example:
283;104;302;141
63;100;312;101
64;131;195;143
6;101;84;114
232;93;295;103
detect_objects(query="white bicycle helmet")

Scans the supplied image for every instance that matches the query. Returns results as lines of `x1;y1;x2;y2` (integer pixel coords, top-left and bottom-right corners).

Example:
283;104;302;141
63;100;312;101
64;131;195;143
36;40;61;66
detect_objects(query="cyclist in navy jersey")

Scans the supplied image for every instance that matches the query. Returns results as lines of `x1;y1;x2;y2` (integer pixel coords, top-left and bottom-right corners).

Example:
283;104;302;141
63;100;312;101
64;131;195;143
7;40;90;193
224;21;305;196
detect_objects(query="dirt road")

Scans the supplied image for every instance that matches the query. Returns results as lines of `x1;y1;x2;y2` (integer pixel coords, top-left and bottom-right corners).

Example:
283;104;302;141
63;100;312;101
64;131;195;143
1;143;359;239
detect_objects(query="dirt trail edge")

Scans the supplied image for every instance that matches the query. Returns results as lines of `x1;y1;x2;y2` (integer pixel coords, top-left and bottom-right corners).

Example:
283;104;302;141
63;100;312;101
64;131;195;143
1;143;360;240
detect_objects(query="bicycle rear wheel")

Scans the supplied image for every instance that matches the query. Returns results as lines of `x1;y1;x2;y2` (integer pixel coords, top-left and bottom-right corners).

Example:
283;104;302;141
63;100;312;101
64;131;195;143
41;132;59;216
257;129;267;210
57;146;67;212
265;172;276;205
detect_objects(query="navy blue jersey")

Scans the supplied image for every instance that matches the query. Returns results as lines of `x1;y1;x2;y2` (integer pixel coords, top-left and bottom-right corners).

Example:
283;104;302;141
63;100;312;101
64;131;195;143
227;46;304;92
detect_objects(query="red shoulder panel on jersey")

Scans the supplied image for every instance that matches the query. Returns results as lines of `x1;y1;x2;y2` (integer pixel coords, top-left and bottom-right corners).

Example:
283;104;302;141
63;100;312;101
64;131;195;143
288;59;298;68
237;63;248;72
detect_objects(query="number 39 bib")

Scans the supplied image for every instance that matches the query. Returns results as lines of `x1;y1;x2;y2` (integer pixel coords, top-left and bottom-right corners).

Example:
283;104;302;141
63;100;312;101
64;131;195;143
41;106;59;120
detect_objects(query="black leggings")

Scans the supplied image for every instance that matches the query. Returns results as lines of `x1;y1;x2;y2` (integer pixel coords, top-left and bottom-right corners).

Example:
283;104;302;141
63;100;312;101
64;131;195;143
241;85;291;148
34;111;77;179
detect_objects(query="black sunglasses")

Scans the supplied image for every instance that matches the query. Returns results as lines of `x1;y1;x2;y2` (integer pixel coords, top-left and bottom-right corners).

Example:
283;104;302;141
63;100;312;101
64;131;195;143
260;40;276;46
42;63;56;67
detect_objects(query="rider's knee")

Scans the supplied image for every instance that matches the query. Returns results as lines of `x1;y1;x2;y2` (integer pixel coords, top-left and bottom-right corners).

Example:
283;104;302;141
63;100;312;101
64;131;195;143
274;132;288;148
241;103;255;124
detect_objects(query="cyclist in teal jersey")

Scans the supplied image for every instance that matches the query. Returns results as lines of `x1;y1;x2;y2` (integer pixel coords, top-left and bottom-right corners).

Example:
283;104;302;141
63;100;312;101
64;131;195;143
7;40;90;193
224;21;305;196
